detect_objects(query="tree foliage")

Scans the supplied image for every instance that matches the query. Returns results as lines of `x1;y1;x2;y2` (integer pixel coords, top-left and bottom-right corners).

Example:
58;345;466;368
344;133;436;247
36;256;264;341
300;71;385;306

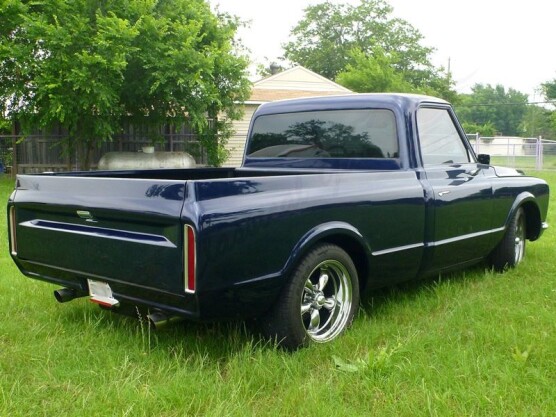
455;84;529;137
336;48;414;93
283;0;433;80
335;47;456;101
0;0;250;168
521;105;555;139
540;78;556;139
0;0;136;167
460;121;497;137
283;0;455;100
542;78;556;101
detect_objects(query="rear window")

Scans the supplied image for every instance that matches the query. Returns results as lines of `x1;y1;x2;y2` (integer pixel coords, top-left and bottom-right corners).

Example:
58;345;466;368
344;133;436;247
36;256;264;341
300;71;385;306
246;109;398;159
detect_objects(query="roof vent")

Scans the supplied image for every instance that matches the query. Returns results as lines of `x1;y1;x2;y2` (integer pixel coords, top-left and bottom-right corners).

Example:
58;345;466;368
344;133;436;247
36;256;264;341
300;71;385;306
269;62;282;75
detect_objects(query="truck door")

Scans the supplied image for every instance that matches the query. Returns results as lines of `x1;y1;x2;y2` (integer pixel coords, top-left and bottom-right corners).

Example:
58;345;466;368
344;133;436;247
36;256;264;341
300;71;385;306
417;106;494;271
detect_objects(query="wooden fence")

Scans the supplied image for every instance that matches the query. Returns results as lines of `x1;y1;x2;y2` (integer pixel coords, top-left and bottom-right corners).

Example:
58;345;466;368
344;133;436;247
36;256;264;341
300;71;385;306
0;120;209;174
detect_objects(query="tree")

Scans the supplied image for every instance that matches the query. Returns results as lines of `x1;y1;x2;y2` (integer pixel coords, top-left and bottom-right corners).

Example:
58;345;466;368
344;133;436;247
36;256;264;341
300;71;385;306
1;0;137;168
540;78;556;139
0;0;250;168
335;47;457;101
283;0;434;81
460;121;497;137
542;78;556;101
336;48;415;93
120;1;251;165
521;105;555;139
455;84;529;137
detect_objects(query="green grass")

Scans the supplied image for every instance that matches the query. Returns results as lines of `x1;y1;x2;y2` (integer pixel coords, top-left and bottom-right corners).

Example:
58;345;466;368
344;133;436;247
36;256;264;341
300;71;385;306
490;155;556;171
1;171;556;416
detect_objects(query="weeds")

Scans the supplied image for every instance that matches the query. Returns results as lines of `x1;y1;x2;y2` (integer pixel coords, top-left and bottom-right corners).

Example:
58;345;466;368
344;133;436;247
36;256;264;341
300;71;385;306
333;342;403;375
136;307;154;355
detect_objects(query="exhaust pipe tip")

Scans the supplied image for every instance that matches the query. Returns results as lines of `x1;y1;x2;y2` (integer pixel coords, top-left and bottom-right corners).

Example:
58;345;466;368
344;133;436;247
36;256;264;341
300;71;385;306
54;288;79;303
147;311;184;330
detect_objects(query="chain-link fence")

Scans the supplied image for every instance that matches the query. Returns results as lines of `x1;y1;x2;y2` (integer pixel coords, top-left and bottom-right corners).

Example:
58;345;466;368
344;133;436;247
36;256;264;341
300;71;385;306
467;134;556;171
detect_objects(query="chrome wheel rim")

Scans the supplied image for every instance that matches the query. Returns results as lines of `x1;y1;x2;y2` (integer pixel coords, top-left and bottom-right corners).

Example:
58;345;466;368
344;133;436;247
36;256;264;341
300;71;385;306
514;213;526;264
300;259;353;343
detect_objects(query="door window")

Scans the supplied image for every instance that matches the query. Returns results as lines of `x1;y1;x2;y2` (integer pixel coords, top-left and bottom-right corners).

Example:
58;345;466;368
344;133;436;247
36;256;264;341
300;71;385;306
417;108;471;165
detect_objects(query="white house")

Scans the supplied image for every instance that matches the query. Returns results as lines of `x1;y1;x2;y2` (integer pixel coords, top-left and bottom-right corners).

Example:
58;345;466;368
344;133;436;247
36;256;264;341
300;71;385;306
224;66;353;167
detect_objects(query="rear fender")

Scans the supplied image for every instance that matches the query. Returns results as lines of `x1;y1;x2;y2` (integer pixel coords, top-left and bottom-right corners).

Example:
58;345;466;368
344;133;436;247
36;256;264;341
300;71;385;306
283;222;371;287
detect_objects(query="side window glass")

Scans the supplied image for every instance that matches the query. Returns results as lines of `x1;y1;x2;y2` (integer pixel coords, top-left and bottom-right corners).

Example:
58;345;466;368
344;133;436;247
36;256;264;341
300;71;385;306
417;108;471;165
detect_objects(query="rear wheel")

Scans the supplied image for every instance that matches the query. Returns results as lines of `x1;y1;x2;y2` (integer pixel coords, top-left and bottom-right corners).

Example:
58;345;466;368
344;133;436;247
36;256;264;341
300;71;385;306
489;207;526;271
260;244;360;350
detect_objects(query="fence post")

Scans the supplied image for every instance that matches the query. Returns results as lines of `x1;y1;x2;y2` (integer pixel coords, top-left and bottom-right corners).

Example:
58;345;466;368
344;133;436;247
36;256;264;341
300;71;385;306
540;136;543;170
11;122;18;176
535;136;543;170
535;137;539;170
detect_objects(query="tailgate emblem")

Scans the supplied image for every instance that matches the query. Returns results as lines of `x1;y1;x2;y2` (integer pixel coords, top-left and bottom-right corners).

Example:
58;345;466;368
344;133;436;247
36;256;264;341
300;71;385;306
76;210;97;223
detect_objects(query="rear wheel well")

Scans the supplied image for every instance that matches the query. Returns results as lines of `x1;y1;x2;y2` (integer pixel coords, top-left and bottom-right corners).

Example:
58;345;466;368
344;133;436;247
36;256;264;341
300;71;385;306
320;235;369;293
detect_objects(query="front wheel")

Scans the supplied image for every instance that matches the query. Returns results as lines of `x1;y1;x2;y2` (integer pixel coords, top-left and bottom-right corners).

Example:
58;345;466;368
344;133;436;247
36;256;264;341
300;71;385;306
489;207;526;271
260;244;360;350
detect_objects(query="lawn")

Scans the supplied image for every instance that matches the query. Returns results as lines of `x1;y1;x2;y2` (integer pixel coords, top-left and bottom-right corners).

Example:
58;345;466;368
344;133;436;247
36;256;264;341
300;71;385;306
1;171;556;416
490;155;556;171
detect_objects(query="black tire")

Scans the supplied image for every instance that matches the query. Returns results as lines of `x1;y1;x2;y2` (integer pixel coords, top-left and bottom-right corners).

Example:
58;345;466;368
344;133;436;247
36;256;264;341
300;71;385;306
489;207;526;272
260;243;360;350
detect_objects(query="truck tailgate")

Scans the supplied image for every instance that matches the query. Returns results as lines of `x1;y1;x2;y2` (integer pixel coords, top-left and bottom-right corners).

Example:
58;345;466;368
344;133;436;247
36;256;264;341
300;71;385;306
10;175;187;295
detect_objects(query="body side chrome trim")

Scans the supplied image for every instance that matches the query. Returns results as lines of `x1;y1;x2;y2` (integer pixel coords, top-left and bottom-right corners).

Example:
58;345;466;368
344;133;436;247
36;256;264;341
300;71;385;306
372;242;424;257
428;227;505;248
372;227;506;256
20;220;177;248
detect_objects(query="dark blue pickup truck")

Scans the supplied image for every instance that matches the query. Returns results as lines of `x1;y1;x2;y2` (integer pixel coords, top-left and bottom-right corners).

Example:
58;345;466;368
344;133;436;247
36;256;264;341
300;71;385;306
7;94;549;349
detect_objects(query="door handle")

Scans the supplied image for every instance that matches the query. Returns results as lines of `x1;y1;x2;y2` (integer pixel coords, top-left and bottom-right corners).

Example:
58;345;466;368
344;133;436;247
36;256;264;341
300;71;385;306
438;191;451;197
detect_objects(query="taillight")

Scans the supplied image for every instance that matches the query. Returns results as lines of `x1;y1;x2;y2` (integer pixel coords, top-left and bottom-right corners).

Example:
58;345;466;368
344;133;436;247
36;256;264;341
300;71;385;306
9;206;17;255
184;225;196;293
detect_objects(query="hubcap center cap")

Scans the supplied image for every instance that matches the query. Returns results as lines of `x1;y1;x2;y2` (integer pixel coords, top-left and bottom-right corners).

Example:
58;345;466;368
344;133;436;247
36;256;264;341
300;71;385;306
314;293;326;308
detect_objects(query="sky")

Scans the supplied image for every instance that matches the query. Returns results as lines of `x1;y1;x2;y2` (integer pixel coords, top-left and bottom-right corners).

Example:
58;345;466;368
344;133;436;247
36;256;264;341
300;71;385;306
208;0;556;100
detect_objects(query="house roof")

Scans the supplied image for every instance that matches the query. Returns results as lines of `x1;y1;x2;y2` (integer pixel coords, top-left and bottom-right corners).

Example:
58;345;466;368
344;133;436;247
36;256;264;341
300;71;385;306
247;66;352;104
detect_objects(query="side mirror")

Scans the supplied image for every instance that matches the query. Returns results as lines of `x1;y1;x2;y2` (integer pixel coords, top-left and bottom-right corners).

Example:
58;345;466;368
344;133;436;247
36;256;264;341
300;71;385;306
477;154;490;165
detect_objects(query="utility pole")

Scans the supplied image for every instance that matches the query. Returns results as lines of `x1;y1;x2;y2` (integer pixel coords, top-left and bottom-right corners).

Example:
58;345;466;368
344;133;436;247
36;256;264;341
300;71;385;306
447;57;452;86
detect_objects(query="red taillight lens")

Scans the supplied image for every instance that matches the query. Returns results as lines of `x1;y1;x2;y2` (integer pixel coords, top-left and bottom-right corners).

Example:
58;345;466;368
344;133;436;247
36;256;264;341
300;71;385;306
9;206;17;255
185;225;196;293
